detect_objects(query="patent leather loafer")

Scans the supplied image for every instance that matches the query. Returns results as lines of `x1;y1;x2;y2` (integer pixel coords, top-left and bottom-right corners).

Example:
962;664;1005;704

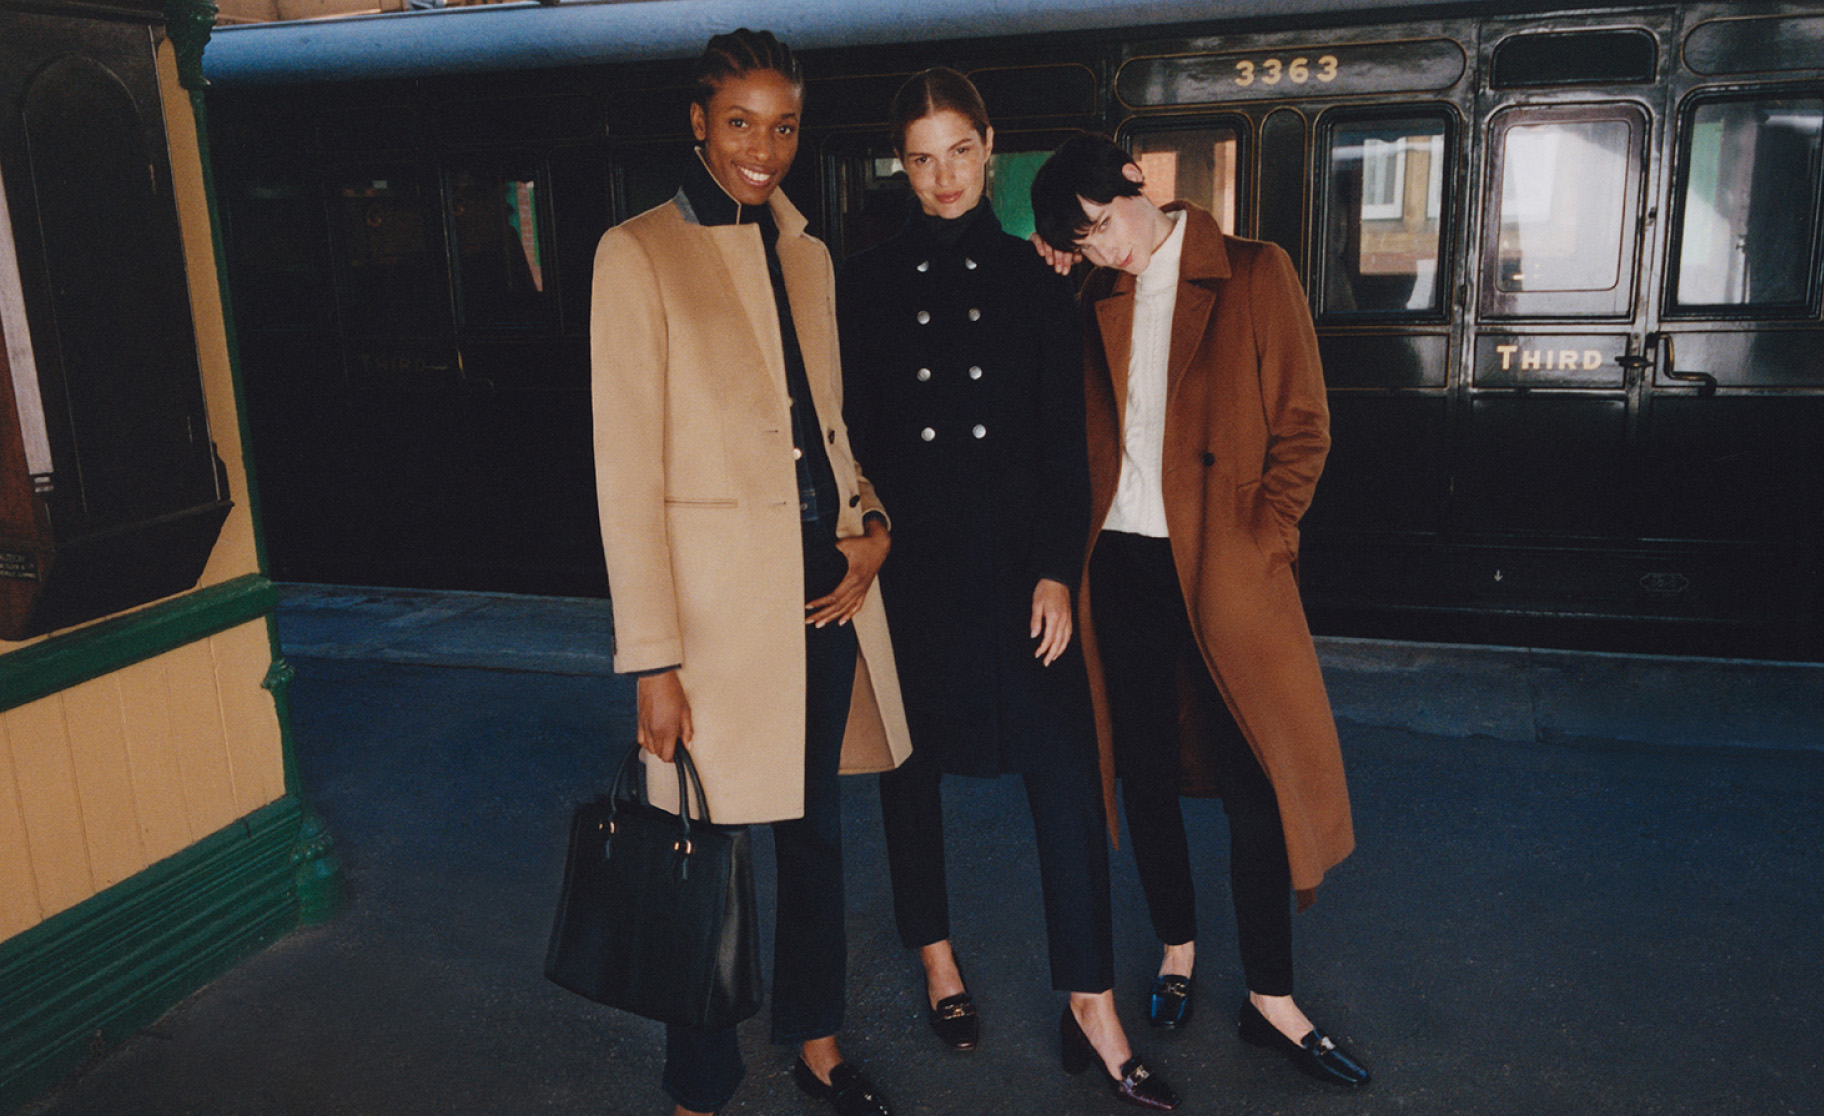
927;991;980;1050
1238;1000;1371;1088
1060;1006;1180;1110
1147;974;1193;1029
792;1058;894;1116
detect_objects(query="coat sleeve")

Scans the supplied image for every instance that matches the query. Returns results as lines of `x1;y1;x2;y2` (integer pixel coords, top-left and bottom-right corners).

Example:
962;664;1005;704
835;256;883;513
826;249;890;533
591;225;684;673
1248;241;1331;532
1028;263;1092;589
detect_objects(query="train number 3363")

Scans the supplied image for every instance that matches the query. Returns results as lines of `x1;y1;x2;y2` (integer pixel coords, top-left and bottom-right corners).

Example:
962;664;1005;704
1234;55;1339;87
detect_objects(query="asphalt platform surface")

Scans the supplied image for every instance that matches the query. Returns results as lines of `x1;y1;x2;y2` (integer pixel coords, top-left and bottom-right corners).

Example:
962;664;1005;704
16;585;1824;1116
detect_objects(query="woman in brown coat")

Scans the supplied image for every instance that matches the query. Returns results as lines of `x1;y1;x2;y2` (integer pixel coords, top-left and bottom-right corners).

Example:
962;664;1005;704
591;30;910;1116
1031;132;1369;1090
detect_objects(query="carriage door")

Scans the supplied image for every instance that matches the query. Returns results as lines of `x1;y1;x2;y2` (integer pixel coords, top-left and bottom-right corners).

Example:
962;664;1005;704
1460;21;1667;618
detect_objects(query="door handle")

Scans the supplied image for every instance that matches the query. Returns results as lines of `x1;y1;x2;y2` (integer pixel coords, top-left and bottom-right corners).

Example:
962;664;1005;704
1650;332;1717;397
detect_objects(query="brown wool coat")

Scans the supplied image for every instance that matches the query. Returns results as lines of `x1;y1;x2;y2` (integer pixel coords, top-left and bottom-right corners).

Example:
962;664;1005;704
1078;202;1354;894
591;189;912;825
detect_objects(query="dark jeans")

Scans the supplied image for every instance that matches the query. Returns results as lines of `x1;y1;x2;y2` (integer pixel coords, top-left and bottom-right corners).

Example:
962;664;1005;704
878;740;1115;994
662;525;858;1112
1089;530;1294;997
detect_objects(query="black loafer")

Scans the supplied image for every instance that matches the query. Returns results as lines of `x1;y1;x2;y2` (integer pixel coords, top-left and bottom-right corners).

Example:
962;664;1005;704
1060;1006;1179;1110
1148;974;1193;1029
792;1057;894;1116
1238;1000;1371;1088
928;991;980;1050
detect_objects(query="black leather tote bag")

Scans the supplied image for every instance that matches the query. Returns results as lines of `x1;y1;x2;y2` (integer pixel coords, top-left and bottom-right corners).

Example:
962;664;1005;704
545;744;762;1030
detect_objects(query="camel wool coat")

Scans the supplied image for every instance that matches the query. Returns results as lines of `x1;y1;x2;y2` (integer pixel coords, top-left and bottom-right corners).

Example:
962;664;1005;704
591;187;912;825
1078;202;1354;894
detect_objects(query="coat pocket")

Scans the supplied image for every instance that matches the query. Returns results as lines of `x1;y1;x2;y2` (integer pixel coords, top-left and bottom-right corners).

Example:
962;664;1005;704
1235;479;1297;562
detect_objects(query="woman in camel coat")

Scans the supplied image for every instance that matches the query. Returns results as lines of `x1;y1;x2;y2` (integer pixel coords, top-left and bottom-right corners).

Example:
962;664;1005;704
591;29;909;1116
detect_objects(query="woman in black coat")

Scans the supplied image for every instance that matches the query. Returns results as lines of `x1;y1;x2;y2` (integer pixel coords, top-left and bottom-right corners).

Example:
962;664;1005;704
838;69;1176;1111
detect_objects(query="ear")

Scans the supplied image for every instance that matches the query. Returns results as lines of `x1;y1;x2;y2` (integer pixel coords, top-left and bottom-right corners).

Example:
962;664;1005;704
982;125;995;159
690;101;708;143
1121;161;1144;186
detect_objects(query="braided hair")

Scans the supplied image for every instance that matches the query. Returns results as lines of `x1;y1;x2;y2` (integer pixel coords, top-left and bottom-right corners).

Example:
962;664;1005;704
692;29;804;110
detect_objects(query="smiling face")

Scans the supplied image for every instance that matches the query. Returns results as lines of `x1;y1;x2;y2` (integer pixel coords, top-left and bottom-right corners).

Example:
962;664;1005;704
690;67;802;207
900;109;993;220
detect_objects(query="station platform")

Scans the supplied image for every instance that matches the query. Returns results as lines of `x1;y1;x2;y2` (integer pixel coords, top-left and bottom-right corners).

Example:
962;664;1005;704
15;584;1824;1116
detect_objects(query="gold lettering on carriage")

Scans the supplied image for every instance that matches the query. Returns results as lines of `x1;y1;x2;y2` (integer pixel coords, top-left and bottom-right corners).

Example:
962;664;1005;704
1234;55;1339;87
1494;345;1604;372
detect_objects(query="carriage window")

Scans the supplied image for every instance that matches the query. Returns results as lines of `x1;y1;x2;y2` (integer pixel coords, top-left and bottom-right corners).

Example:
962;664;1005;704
1672;96;1823;311
1495;119;1630;293
1129;126;1242;236
446;165;551;331
332;169;446;336
1320;115;1448;316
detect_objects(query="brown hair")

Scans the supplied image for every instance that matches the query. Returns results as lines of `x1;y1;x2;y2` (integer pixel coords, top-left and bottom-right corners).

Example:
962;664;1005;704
691;29;803;110
888;67;990;153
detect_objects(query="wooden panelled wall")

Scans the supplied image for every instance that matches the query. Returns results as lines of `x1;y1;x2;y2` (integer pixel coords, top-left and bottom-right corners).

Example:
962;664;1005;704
0;38;280;943
0;621;283;939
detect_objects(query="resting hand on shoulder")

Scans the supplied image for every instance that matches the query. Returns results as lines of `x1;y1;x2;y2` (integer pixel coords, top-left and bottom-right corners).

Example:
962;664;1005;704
636;670;693;763
1029;233;1081;277
806;519;890;628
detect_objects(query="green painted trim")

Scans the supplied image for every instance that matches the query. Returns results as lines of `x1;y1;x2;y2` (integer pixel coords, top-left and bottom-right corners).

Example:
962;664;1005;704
162;0;217;92
0;574;277;714
0;796;302;1114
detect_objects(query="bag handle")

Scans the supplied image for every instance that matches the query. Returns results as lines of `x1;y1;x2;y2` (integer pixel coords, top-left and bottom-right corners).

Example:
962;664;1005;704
604;744;716;879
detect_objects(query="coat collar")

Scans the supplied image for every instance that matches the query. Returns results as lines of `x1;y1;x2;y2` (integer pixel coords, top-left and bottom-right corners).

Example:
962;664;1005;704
1094;201;1230;299
1091;202;1229;413
672;147;810;240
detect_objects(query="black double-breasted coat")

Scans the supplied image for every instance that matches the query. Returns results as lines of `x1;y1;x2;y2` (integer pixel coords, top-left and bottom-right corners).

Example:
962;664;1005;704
839;201;1095;777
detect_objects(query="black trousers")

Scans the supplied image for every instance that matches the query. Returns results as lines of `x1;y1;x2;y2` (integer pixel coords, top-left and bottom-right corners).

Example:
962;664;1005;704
878;736;1115;994
661;523;857;1113
1088;530;1294;997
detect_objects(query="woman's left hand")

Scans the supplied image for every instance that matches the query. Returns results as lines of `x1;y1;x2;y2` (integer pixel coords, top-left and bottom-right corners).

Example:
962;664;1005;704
806;519;890;627
1030;578;1073;666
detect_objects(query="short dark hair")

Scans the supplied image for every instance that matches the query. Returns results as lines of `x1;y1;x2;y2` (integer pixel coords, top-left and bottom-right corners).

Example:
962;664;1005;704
889;68;990;153
692;29;803;111
1031;132;1144;251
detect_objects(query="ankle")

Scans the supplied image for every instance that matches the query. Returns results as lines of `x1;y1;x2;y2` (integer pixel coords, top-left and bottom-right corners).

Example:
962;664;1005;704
918;940;965;1003
1158;941;1195;979
799;1036;842;1082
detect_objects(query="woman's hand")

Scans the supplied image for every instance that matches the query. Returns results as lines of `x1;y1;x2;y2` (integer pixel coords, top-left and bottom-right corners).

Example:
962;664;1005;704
1030;578;1073;666
636;670;693;762
806;519;890;627
1029;233;1081;277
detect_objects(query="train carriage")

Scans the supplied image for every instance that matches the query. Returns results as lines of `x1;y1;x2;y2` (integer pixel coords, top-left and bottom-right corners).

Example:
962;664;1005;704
204;0;1824;657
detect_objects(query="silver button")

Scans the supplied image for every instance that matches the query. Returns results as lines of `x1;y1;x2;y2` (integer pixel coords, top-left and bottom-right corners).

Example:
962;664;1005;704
964;257;977;270
968;308;981;321
968;366;982;380
916;260;929;272
920;427;936;442
792;447;802;460
972;424;986;439
917;310;931;324
916;368;931;382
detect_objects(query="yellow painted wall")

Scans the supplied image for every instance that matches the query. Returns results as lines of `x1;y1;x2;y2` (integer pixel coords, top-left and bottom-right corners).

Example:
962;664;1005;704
0;618;285;939
0;40;286;941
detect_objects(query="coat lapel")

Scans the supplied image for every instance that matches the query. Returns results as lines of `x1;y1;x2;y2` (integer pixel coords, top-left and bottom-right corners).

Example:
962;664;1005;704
703;224;788;400
1094;281;1136;430
1163;203;1232;404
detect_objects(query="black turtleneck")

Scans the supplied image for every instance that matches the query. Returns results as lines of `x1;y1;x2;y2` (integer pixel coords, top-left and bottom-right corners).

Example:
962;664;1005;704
680;152;839;532
908;195;994;250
